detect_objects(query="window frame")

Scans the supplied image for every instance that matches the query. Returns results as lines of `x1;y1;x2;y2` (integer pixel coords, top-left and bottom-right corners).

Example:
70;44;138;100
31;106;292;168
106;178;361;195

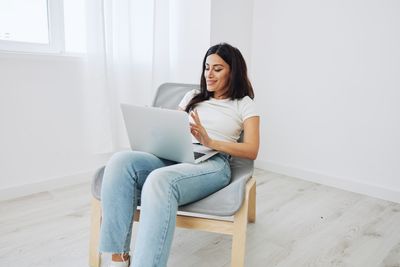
0;0;65;54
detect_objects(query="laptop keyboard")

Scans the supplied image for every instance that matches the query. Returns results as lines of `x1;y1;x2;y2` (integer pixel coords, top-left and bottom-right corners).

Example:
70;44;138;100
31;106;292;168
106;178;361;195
194;151;205;160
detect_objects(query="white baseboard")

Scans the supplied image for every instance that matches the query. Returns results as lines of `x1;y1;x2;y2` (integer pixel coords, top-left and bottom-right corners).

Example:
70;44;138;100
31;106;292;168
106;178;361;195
3;161;399;204
0;170;95;202
255;159;400;204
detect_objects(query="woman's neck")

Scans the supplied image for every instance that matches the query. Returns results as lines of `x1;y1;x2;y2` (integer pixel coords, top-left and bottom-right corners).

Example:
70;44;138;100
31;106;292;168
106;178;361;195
213;90;228;99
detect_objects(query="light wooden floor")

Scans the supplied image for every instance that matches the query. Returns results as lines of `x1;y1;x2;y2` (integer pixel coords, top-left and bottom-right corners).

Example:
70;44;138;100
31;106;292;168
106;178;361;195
1;169;400;267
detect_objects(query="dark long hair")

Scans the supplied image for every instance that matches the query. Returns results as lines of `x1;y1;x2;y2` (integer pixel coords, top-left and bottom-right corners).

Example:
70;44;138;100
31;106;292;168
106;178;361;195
185;43;254;112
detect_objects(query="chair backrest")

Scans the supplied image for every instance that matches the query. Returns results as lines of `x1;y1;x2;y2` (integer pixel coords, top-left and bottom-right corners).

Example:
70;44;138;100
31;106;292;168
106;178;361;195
153;82;245;142
151;83;253;217
152;83;199;109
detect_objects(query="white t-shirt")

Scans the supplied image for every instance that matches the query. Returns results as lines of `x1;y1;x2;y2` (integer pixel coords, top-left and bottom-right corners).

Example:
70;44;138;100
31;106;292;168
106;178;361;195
178;89;259;143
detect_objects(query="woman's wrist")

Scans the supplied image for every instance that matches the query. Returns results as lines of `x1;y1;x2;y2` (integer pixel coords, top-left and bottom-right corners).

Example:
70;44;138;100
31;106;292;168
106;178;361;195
207;139;218;150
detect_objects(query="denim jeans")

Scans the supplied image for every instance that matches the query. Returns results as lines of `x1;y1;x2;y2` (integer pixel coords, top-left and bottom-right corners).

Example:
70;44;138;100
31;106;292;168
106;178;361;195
99;150;231;267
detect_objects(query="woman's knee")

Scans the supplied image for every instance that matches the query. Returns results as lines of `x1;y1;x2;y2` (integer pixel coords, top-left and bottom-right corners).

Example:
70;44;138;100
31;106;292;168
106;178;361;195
103;151;141;184
141;169;174;200
107;151;149;173
101;152;141;203
108;151;136;167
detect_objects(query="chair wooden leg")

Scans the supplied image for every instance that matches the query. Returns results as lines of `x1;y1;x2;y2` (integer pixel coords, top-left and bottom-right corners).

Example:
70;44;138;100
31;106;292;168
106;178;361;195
248;180;256;223
231;208;247;267
231;178;254;267
231;178;256;267
89;197;102;267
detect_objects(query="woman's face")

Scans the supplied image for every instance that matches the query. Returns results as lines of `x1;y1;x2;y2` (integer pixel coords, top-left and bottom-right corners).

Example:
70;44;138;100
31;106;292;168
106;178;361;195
204;54;230;99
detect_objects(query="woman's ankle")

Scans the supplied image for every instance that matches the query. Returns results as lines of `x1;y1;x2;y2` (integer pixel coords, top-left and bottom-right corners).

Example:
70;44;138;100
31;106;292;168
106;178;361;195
111;253;130;262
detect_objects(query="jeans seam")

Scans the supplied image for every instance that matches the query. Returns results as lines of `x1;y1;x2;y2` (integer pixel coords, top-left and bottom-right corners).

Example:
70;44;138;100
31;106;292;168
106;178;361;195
153;184;173;266
122;210;134;253
120;168;142;253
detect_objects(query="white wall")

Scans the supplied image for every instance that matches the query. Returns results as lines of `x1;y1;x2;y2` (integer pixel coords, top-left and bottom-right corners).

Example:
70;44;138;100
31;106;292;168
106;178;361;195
0;53;108;200
210;0;254;68
251;0;400;202
169;0;211;84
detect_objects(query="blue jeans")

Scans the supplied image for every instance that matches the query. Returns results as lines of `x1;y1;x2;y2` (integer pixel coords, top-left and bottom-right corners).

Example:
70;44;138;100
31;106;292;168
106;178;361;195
99;150;231;267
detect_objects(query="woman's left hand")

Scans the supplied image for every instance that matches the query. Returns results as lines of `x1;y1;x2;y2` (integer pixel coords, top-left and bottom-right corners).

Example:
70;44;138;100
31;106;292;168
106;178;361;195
190;110;213;147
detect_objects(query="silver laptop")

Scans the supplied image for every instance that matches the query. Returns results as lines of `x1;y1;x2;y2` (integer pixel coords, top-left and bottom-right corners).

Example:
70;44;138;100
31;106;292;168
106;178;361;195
120;104;218;164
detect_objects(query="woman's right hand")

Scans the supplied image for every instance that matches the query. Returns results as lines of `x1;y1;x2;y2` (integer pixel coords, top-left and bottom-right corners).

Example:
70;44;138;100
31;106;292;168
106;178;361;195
189;110;213;148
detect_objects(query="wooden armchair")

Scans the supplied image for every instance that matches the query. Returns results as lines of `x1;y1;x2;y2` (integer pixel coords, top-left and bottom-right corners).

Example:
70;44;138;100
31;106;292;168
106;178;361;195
89;83;256;267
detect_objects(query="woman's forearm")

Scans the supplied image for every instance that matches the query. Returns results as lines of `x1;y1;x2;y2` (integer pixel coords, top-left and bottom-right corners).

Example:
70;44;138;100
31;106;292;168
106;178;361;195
208;139;258;160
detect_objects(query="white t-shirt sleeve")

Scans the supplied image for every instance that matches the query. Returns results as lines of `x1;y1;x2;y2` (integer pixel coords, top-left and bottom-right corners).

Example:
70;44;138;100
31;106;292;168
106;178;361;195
240;96;259;121
178;89;199;110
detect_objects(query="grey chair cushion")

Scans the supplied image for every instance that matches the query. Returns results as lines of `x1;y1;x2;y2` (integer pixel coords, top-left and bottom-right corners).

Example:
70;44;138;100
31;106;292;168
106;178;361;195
176;157;254;216
90;82;255;216
91;157;253;216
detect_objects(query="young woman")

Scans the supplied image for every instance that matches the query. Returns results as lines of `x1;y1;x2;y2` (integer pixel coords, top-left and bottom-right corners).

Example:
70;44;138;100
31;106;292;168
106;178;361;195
99;42;260;267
